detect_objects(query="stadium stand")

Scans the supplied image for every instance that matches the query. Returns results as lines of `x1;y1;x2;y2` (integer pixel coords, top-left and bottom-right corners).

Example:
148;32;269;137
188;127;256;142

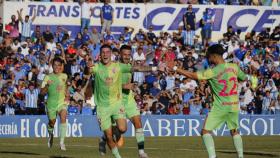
0;1;279;117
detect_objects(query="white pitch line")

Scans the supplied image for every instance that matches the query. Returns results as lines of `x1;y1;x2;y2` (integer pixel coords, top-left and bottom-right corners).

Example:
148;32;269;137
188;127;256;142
1;143;279;155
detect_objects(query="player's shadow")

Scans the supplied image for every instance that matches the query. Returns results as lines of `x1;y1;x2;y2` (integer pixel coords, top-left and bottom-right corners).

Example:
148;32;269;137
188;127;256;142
218;150;279;157
0;151;41;155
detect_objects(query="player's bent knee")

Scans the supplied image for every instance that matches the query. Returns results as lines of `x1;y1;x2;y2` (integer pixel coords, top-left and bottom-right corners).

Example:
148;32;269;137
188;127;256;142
118;126;127;134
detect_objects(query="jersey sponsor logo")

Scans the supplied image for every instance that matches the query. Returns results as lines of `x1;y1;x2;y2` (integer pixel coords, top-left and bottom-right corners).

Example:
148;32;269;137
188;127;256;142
222;101;238;106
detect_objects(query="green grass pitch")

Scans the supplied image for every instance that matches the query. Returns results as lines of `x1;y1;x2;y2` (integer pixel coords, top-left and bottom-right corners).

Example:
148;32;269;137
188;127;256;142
0;136;279;158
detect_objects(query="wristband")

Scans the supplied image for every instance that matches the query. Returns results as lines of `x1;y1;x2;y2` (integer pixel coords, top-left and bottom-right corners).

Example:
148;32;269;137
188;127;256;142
173;66;178;71
152;66;158;71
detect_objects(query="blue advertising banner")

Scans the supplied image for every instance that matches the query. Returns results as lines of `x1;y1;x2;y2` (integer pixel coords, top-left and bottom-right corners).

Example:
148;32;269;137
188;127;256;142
0;115;279;138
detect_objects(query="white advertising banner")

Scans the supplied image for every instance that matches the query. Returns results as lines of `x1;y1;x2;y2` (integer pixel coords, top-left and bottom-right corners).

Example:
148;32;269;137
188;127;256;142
2;2;280;41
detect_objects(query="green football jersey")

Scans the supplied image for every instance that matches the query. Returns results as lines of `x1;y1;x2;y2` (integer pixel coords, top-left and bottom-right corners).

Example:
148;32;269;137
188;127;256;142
197;63;246;112
41;73;68;107
122;72;135;105
92;62;131;107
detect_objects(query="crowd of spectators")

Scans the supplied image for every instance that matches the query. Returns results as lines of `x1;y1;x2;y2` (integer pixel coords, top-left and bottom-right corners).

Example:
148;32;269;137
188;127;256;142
0;1;279;116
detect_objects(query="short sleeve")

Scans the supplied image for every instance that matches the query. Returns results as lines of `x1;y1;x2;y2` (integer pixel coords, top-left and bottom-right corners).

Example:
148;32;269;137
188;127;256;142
197;66;219;80
92;64;98;74
119;63;132;73
63;73;68;83
41;75;49;88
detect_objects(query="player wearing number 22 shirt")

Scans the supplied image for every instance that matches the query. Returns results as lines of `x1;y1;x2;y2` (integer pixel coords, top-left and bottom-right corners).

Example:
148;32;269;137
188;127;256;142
167;44;256;158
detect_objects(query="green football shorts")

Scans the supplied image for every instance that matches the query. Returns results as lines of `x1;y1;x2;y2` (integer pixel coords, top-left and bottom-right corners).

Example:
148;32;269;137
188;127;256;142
97;104;126;131
46;104;67;120
203;110;239;131
124;99;140;119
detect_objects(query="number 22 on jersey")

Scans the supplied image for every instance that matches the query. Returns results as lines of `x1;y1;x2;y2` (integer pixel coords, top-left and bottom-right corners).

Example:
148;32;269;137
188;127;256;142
218;77;238;97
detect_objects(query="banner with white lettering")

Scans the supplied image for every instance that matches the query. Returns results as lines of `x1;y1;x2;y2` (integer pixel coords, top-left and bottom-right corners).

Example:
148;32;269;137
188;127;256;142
2;2;280;41
0;115;279;138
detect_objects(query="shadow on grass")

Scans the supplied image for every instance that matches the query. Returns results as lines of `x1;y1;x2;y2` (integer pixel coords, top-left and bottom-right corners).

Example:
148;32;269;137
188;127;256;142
218;150;279;157
0;151;41;155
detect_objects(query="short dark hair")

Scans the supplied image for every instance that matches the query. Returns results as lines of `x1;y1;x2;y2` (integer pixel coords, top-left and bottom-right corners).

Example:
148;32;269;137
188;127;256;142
120;45;131;52
206;44;225;58
100;44;112;52
52;57;64;65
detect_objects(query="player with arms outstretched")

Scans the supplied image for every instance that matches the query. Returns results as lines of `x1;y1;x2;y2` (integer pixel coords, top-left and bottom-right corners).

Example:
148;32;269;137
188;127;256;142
41;57;69;151
89;44;161;158
166;44;256;158
98;45;148;158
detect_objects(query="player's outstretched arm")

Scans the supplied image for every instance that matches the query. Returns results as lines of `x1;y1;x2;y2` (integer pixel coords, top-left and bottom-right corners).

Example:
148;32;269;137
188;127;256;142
166;62;198;80
131;62;166;72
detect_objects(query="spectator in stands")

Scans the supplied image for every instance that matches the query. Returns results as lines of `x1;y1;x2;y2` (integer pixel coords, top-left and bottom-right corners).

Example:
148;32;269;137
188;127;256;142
8;14;20;40
122;26;134;44
82;28;91;44
90;27;101;45
24;82;40;115
101;0;114;35
224;26;235;40
103;29;116;43
80;0;93;33
146;26;156;45
4;95;16;116
37;54;52;84
189;99;202;115
133;47;146;84
73;77;90;103
18;8;36;42
262;90;272;114
182;25;196;46
201;102;210;115
31;26;41;42
183;5;196;31
165;71;175;91
54;26;67;43
200;8;213;47
43;26;54;42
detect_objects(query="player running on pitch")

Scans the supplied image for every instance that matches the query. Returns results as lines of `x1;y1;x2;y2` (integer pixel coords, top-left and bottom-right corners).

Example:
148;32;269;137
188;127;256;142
166;44;257;158
41;57;69;151
98;45;148;158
